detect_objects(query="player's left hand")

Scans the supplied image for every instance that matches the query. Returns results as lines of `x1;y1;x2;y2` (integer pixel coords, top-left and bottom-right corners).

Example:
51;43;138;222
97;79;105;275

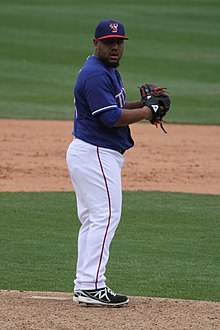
140;83;171;133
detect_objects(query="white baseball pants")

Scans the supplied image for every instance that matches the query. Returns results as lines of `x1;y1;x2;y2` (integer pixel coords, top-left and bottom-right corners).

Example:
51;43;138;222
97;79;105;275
66;138;125;291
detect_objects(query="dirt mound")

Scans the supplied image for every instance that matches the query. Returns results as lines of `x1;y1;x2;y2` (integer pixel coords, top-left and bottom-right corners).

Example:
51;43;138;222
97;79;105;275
0;290;219;330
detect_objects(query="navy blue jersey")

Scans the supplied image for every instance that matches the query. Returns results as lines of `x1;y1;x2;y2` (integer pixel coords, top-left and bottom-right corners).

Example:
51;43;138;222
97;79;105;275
73;55;134;152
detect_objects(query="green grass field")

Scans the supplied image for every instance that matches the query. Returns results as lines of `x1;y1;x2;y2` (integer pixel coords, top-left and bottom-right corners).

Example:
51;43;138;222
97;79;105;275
0;0;220;123
0;0;220;302
0;192;220;302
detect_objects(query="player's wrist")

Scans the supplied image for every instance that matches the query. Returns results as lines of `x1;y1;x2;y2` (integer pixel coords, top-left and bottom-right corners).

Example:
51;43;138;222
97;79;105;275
142;106;153;121
125;100;144;109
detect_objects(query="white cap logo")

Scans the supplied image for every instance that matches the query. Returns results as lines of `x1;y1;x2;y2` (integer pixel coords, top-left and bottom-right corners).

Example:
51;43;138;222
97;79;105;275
109;23;118;33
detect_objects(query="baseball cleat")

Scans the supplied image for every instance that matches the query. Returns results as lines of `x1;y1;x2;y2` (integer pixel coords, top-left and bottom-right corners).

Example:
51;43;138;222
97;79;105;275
74;287;129;307
73;291;80;303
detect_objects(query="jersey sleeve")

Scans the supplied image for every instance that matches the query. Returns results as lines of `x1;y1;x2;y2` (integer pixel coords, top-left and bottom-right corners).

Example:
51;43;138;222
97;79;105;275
84;73;122;127
98;107;121;128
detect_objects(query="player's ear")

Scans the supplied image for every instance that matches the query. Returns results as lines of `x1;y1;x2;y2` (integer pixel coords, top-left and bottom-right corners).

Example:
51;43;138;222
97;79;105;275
93;38;98;46
93;39;99;55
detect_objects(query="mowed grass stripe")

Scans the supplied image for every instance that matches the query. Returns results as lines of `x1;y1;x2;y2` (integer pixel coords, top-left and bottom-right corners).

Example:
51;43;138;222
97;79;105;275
0;191;219;301
0;0;220;122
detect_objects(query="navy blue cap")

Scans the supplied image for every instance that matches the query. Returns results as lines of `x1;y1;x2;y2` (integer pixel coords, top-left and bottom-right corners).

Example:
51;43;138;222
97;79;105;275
94;20;128;40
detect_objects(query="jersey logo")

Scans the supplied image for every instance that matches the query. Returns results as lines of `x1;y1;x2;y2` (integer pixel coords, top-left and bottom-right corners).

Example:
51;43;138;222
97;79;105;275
115;88;126;108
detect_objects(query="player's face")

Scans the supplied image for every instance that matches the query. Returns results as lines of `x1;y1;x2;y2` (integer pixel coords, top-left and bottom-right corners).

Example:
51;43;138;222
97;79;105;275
93;38;124;68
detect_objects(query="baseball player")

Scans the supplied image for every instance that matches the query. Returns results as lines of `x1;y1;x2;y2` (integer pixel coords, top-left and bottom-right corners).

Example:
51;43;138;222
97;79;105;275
66;19;170;306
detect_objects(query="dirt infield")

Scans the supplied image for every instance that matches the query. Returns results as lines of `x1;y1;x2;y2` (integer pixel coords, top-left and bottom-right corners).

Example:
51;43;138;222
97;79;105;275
0;119;220;194
0;119;220;329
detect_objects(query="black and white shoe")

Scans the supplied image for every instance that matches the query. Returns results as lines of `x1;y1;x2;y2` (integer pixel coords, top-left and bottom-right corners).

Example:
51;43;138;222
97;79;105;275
74;287;129;306
73;291;80;303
